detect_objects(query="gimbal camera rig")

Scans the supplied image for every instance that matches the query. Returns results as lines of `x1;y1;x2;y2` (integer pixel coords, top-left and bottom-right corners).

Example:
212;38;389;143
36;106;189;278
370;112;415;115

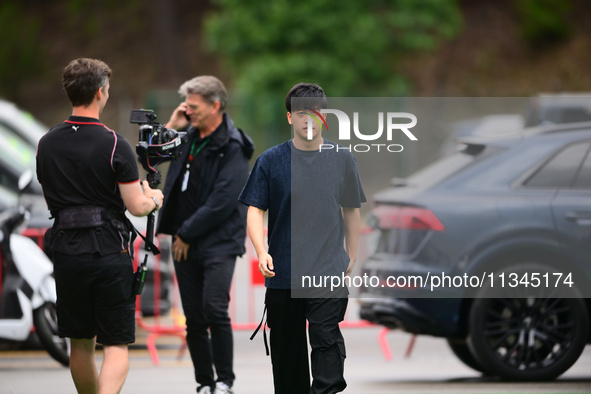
130;109;188;294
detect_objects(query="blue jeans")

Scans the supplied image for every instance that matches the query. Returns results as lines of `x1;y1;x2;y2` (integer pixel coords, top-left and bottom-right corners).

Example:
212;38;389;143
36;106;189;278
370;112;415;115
174;255;236;388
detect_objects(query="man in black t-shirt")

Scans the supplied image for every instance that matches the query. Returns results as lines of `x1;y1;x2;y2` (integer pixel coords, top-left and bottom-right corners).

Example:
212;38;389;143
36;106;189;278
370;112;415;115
36;58;163;394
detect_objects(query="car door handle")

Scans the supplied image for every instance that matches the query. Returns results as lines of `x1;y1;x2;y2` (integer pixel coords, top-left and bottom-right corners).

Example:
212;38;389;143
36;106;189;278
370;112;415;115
565;211;591;225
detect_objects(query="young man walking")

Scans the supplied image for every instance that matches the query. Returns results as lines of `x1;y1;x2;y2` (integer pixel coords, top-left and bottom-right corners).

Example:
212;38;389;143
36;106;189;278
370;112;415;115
239;83;365;393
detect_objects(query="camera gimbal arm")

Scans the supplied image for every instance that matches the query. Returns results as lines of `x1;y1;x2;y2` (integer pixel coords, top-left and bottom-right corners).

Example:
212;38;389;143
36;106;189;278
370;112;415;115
130;109;188;295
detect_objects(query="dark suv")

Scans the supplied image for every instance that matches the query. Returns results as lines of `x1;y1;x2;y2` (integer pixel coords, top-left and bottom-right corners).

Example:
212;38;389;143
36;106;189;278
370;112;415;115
358;122;591;381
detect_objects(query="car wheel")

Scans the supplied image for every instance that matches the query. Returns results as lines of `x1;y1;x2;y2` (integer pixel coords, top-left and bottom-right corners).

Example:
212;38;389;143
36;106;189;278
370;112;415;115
446;338;484;373
467;264;589;381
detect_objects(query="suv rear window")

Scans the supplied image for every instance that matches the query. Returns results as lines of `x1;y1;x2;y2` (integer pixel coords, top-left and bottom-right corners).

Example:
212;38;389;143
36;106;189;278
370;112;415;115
524;141;591;188
406;144;484;188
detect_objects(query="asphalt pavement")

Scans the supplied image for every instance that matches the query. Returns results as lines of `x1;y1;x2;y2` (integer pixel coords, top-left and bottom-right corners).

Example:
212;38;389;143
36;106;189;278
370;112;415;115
1;325;590;394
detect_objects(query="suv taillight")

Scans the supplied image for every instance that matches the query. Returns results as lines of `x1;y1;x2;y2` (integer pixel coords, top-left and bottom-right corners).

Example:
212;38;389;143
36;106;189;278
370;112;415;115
372;204;444;231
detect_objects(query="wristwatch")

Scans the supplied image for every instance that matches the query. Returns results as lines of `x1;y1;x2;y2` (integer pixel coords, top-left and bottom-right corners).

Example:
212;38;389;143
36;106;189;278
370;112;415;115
151;196;160;211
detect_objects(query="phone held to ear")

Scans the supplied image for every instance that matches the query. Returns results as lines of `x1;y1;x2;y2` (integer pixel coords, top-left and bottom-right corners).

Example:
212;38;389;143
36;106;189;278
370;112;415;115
184;112;191;122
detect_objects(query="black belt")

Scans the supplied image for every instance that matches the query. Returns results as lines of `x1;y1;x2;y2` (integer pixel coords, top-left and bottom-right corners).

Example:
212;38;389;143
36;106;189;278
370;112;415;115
55;206;110;230
54;206;160;256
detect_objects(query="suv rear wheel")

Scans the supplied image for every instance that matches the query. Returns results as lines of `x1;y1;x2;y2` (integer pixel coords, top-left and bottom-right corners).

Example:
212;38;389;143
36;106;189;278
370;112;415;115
467;264;589;381
446;338;484;373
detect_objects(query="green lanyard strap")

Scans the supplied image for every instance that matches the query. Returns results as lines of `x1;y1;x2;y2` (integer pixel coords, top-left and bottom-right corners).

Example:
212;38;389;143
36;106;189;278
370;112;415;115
188;137;210;163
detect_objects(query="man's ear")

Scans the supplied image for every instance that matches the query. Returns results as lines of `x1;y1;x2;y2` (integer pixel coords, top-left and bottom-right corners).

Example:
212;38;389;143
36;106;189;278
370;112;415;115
286;112;292;125
95;87;104;101
211;100;222;114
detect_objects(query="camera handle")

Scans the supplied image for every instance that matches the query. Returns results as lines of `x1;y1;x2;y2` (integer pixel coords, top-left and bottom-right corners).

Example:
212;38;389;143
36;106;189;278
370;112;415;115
134;170;162;296
144;170;162;251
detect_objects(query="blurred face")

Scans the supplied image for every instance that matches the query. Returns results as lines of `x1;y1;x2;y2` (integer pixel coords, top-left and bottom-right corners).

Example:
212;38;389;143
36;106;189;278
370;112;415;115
288;108;323;142
184;93;218;130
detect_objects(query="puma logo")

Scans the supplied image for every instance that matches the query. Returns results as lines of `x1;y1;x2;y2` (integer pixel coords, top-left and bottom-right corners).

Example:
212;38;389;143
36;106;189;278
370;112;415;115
72;125;79;131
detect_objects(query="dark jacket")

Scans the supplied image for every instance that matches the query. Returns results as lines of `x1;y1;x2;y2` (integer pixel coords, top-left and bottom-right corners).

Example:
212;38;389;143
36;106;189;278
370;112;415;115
157;113;254;259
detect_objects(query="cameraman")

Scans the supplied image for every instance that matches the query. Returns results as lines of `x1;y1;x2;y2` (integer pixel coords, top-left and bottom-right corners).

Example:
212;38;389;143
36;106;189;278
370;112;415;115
36;58;164;394
157;76;254;394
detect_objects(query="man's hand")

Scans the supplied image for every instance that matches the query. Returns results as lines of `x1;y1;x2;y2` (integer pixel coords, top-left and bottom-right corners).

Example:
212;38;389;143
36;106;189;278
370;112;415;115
247;206;274;279
119;180;164;217
346;259;356;277
258;252;275;278
142;180;164;211
166;102;190;130
173;234;190;262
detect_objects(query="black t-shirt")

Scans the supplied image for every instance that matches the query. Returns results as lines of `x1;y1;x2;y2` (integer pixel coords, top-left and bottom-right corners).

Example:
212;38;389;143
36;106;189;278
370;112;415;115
36;116;139;255
170;121;227;232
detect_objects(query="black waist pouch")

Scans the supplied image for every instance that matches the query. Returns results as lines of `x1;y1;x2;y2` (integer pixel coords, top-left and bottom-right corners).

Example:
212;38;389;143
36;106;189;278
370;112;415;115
55;206;108;230
52;206;159;258
50;206;128;256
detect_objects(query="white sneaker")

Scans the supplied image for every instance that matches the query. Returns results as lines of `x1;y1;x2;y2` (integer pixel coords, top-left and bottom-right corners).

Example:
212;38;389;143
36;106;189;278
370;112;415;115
197;386;212;394
214;382;233;394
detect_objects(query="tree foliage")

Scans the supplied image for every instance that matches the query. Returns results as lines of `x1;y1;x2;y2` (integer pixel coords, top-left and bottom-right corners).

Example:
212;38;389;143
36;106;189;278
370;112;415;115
515;0;572;46
205;0;462;97
0;1;42;100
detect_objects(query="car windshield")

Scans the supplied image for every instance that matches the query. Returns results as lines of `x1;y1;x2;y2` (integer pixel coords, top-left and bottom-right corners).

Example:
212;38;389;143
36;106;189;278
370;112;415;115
0;122;36;174
405;147;480;188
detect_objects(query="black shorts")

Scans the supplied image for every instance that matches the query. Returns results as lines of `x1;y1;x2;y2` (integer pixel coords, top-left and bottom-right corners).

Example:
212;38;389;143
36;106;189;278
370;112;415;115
53;251;136;345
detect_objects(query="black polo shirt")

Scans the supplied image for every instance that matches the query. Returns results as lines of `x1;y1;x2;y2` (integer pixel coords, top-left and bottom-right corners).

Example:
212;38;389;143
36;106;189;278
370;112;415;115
36;116;139;255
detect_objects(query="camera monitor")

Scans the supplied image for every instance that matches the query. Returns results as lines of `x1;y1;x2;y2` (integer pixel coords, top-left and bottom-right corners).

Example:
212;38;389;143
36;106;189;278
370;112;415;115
130;109;157;124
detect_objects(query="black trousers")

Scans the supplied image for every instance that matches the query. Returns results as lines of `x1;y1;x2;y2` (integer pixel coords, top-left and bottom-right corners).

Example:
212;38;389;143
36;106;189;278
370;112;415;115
265;288;348;394
174;255;236;388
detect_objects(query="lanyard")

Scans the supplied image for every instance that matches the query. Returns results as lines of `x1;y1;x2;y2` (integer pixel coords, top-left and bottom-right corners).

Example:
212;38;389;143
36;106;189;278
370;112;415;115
188;137;211;163
182;136;210;192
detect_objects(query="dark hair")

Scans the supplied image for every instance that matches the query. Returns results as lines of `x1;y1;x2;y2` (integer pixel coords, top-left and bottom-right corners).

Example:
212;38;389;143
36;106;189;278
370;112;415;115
285;83;327;113
62;58;111;107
